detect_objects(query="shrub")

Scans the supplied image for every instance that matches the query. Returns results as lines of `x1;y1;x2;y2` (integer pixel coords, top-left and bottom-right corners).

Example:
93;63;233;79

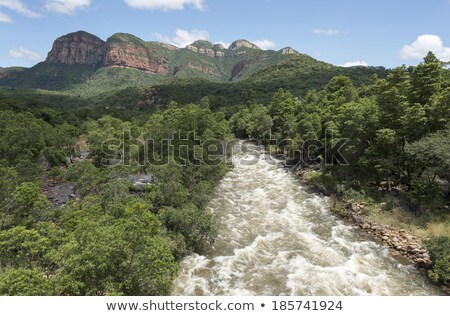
426;236;450;284
160;204;217;253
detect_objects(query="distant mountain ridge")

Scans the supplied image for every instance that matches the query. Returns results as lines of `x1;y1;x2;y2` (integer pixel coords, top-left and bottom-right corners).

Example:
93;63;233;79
42;31;301;79
0;30;389;111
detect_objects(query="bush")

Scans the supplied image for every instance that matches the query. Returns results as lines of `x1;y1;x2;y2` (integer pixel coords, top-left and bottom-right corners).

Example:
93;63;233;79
0;268;53;296
426;236;450;284
43;146;67;167
408;177;445;214
160;204;217;253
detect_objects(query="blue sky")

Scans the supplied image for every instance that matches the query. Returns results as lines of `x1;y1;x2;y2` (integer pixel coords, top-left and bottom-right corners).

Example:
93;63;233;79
1;0;450;68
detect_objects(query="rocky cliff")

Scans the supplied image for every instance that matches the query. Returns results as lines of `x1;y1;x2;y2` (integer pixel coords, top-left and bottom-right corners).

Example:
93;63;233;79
45;31;169;74
45;31;106;67
30;31;302;84
229;40;260;50
279;47;299;55
104;34;168;74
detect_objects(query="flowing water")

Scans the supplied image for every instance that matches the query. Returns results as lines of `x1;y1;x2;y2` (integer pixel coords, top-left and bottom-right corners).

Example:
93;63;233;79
173;146;441;296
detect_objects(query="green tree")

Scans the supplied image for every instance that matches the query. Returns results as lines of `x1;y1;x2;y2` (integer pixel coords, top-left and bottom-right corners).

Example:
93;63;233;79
426;237;450;284
268;88;300;140
3;183;50;228
404;128;450;183
325;76;357;107
0;268;53;296
427;87;450;132
0;162;18;209
52;202;177;296
160;204;217;253
375;66;411;130
333;98;379;170
0;111;46;162
0;227;51;269
411;52;444;106
362;128;400;190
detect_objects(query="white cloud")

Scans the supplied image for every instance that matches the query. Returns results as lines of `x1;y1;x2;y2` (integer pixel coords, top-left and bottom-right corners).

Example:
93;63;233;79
0;11;12;22
156;28;209;47
313;28;340;36
124;0;204;11
400;34;450;62
339;60;369;67
44;0;91;15
253;39;276;50
9;47;42;62
0;0;41;18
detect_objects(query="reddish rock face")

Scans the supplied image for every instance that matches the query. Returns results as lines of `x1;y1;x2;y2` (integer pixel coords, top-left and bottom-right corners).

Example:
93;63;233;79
104;44;168;74
45;31;169;74
45;31;106;67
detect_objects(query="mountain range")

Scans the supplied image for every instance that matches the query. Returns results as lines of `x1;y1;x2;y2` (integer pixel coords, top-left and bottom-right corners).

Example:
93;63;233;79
0;31;389;111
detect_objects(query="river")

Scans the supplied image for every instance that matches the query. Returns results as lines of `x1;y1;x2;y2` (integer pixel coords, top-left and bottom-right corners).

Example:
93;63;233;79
173;145;441;296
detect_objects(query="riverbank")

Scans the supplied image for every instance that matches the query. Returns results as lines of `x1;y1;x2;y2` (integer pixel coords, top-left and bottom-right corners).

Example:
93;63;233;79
298;170;450;295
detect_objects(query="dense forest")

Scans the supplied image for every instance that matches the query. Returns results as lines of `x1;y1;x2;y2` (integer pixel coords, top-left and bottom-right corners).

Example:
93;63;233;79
0;52;449;295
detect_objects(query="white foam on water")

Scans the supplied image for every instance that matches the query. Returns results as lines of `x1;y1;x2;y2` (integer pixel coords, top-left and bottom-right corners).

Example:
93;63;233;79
172;145;441;296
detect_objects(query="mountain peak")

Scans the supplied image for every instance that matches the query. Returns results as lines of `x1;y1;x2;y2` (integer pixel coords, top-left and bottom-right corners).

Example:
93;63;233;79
189;40;215;49
279;47;299;55
107;33;146;46
45;30;106;67
229;40;260;50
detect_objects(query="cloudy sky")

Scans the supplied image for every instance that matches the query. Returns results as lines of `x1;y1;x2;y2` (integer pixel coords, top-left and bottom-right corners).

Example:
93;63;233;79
1;0;450;67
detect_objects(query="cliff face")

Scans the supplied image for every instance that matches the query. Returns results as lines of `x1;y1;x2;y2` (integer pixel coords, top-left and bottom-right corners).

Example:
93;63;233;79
45;31;169;74
105;42;168;74
45;31;106;67
229;40;260;50
41;31;298;81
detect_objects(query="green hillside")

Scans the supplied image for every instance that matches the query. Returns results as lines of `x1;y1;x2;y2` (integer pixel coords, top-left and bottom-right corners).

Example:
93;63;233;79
0;31;389;113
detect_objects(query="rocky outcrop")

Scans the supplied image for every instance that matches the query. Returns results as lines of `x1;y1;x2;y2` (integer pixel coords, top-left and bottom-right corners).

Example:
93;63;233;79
214;44;225;51
279;47;299;55
156;42;179;51
198;48;216;57
105;42;168;74
187;41;225;58
40;31;301;81
229;40;260;50
45;31;169;74
186;45;200;53
45;31;106;67
190;40;215;49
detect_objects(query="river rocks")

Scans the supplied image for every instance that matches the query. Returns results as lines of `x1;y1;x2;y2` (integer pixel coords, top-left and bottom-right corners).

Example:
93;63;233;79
341;203;434;268
351;202;365;214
